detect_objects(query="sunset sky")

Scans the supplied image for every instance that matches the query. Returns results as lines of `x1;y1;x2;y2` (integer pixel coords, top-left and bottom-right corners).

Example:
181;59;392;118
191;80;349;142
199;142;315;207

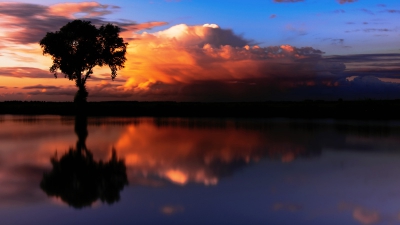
0;0;399;101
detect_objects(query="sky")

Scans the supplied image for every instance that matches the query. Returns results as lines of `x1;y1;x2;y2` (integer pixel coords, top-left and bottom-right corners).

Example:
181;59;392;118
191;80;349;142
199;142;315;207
0;0;399;101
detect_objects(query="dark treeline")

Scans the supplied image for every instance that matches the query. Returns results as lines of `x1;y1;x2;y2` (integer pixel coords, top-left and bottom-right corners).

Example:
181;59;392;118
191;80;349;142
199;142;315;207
2;100;400;120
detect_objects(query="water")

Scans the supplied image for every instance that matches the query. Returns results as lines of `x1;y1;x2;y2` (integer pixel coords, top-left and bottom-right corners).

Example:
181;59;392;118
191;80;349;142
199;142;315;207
1;115;400;225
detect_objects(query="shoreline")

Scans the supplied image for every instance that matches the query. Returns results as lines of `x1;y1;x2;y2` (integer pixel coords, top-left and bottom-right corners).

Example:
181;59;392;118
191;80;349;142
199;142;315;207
1;100;400;120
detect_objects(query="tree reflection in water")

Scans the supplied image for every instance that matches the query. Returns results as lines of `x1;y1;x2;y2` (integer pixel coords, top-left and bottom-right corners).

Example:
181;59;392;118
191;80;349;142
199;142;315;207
40;115;128;208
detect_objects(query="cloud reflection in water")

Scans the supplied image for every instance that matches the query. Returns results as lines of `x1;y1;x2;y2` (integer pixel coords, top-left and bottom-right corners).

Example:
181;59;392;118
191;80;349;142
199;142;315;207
1;116;400;224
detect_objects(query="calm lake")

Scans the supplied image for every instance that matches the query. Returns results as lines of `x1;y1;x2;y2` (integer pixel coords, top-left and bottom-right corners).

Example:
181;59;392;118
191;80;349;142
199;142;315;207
1;115;400;225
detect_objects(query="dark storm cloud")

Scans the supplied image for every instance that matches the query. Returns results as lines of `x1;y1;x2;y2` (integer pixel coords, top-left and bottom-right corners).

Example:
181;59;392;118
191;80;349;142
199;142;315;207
325;54;400;78
127;53;400;101
343;70;400;79
324;53;400;64
131;76;400;102
326;54;400;74
262;75;400;101
310;76;400;100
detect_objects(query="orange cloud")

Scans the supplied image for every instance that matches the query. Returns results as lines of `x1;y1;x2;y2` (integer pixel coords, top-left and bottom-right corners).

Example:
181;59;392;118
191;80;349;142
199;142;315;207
125;21;168;31
48;2;119;19
116;23;400;102
119;23;339;101
2;3;398;101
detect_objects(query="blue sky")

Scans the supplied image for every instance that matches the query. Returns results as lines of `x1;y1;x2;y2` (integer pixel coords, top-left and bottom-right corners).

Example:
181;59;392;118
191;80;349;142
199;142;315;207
9;0;400;55
117;0;400;55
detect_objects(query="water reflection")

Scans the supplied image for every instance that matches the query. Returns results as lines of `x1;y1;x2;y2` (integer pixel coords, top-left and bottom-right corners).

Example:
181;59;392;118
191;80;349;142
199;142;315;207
117;118;325;186
40;116;128;208
2;116;400;224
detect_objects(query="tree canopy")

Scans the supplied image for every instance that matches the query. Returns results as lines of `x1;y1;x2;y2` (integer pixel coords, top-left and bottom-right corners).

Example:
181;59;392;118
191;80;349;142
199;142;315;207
39;20;127;103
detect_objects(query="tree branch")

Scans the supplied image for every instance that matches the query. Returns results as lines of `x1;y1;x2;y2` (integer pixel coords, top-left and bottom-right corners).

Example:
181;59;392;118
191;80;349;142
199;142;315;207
83;68;93;83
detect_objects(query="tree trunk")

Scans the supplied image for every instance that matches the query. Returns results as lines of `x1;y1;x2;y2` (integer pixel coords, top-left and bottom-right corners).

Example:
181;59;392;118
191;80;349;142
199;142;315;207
74;76;88;114
74;84;88;104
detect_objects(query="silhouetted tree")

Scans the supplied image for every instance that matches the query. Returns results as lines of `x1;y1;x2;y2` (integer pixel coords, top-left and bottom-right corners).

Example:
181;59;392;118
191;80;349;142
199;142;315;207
40;116;128;208
39;20;127;104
